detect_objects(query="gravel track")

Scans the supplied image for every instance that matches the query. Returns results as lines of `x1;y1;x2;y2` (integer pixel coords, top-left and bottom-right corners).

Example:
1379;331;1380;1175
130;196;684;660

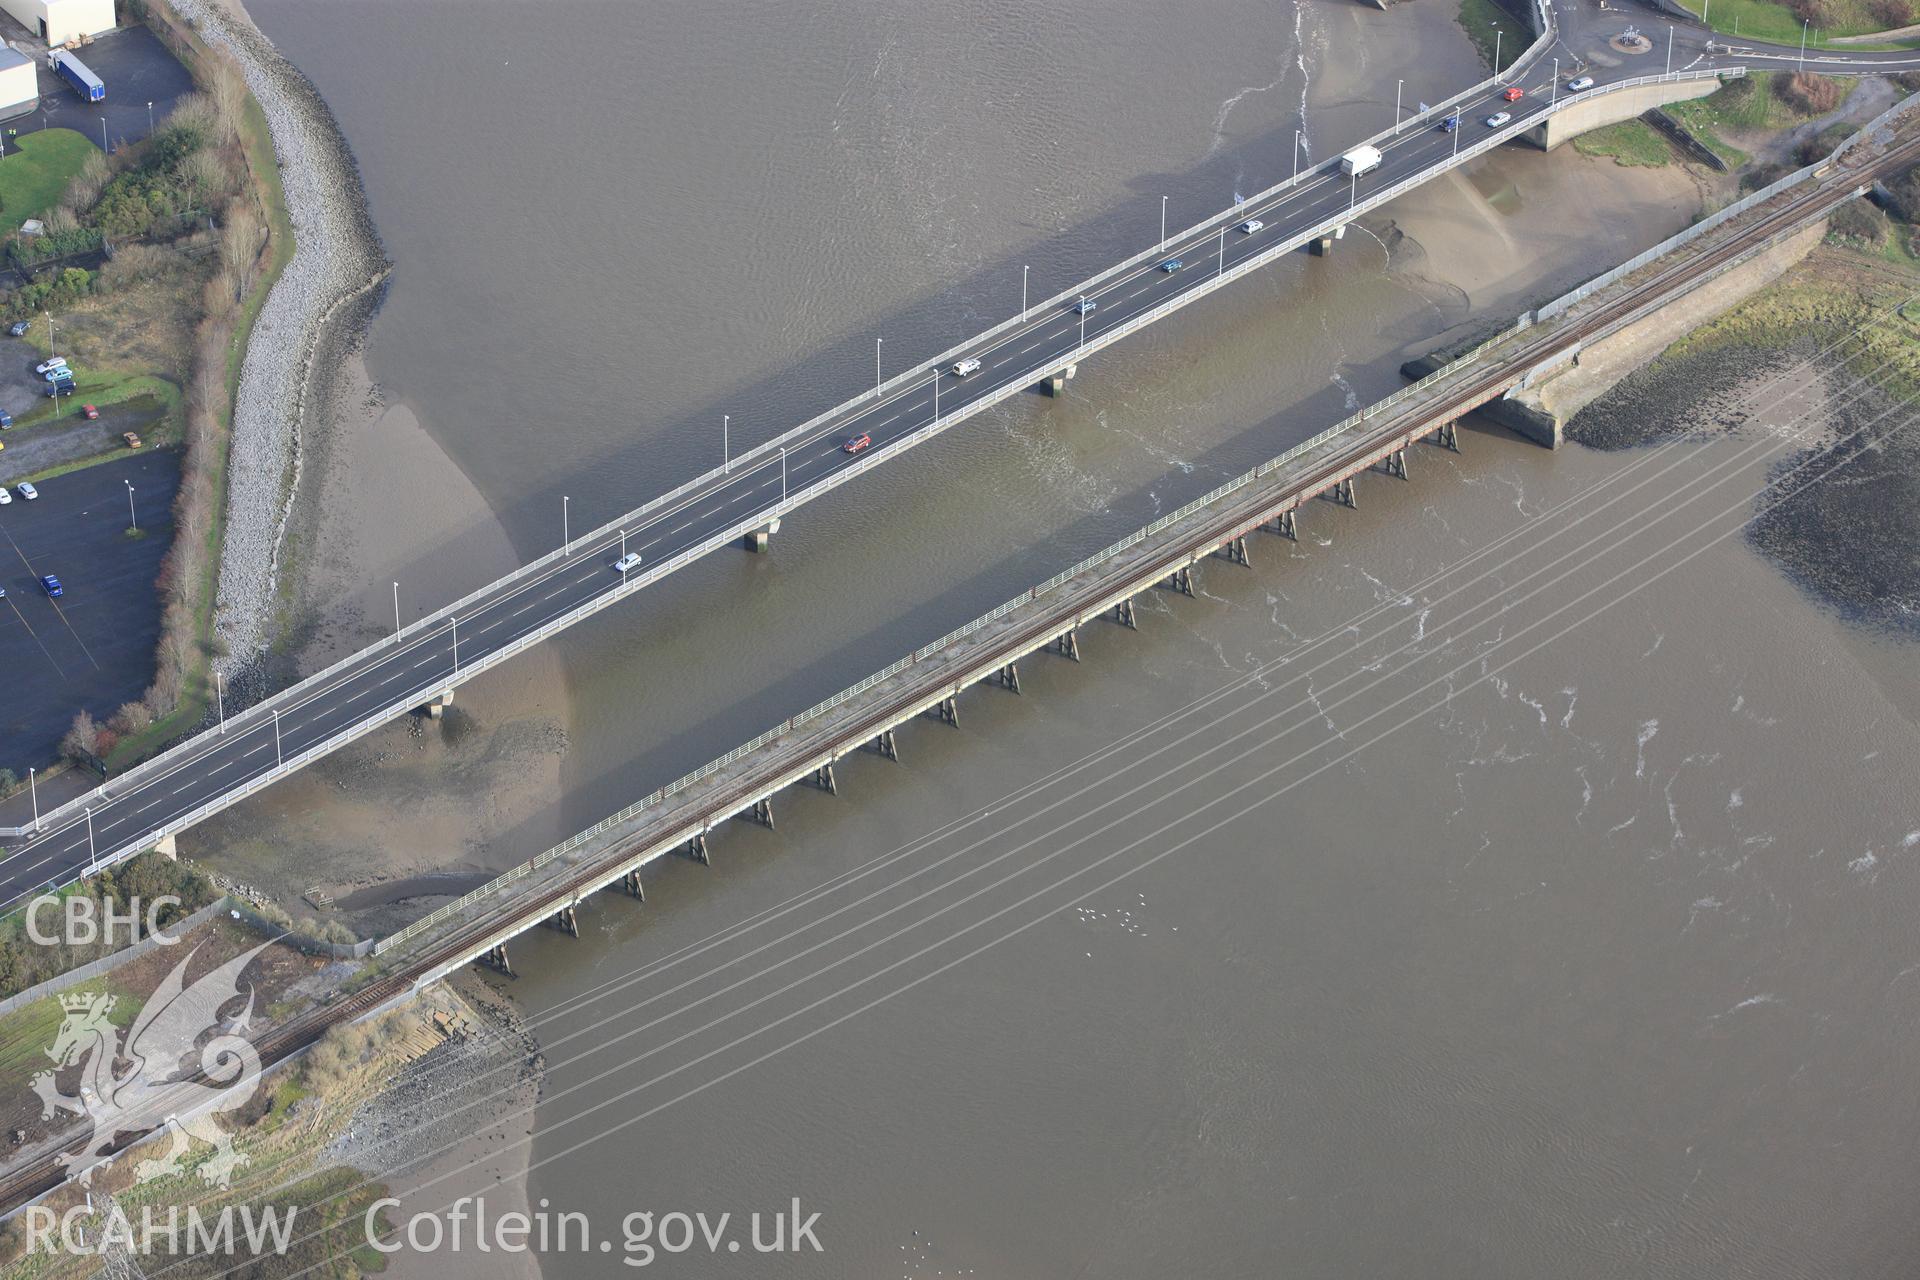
172;0;389;668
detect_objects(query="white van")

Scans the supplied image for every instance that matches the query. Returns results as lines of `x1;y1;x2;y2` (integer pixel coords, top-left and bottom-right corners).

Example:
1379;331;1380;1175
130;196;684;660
952;357;983;377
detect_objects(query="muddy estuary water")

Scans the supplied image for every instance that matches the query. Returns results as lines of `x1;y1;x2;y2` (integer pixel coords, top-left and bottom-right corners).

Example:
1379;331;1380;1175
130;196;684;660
206;0;1920;1273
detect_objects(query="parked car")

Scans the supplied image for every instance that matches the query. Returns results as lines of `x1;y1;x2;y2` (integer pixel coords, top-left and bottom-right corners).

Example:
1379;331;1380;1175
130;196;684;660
43;368;70;383
1440;114;1460;132
122;431;142;448
951;357;982;377
0;410;14;429
0;487;11;505
16;482;36;500
40;574;61;598
612;551;642;573
7;320;29;337
1486;111;1512;128
1567;75;1594;92
35;358;65;374
0;585;6;597
1073;297;1097;315
1159;258;1184;272
1239;218;1264;234
1502;85;1524;102
81;404;98;420
44;383;74;398
841;432;872;454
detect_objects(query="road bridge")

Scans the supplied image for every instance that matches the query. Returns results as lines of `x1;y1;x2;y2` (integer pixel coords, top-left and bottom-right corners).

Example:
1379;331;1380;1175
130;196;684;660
6;0;1915;909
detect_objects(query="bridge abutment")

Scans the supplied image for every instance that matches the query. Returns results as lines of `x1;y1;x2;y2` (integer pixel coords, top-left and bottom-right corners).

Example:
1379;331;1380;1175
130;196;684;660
744;517;781;553
1042;363;1078;397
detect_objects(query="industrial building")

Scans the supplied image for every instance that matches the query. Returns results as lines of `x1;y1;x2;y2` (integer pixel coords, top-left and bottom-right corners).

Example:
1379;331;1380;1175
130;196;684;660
0;47;33;118
0;0;111;47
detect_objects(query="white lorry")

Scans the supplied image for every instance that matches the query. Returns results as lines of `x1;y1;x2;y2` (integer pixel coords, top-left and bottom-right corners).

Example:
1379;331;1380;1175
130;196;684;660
1340;145;1383;178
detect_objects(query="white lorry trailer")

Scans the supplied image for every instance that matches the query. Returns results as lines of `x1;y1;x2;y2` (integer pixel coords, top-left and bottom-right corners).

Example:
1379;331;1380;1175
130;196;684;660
1340;145;1383;177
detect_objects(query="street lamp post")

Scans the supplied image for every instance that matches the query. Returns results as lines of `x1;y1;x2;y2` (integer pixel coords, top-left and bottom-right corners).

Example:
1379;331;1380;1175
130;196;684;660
562;495;571;553
29;766;38;832
85;806;95;872
392;581;400;634
1799;20;1808;70
1159;195;1168;250
216;670;226;733
1218;227;1225;276
1394;79;1403;133
146;101;153;134
722;414;730;473
1494;29;1502;74
1021;265;1029;321
1079;304;1087;352
124;481;135;531
1667;26;1674;75
932;369;939;424
1350;170;1358;210
1293;128;1302;182
272;710;282;768
875;337;883;397
99;116;106;152
779;445;787;501
1551;58;1559;107
450;616;459;674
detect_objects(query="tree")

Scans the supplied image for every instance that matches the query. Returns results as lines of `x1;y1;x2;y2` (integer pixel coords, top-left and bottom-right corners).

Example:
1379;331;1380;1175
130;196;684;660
61;709;98;762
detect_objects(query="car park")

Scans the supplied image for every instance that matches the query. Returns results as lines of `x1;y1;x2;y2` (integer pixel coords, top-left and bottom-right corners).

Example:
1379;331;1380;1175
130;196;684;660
1486;111;1511;128
1567;76;1594;91
1160;258;1183;272
7;320;29;337
1239;219;1263;234
842;432;872;454
951;357;982;377
1073;297;1096;315
82;404;98;420
35;358;65;374
40;574;61;598
1502;85;1524;102
17;482;37;500
612;551;642;573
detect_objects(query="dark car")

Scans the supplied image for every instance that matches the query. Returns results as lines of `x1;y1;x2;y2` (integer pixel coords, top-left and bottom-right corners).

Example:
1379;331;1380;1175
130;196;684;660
7;321;29;338
1159;258;1184;272
0;410;13;429
40;574;61;598
841;432;872;455
44;383;74;398
1440;114;1460;132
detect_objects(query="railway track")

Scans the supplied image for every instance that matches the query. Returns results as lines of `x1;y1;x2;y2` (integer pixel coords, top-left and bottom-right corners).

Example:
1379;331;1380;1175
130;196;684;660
2;125;1912;1225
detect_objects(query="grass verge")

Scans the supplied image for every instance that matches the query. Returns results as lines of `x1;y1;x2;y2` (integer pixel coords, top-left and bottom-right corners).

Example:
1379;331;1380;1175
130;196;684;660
1668;0;1920;46
1573;120;1678;166
0;130;99;233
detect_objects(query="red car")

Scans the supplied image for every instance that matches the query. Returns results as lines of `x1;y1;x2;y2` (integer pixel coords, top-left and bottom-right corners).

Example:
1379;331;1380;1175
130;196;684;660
81;404;98;420
1502;86;1524;102
842;432;872;454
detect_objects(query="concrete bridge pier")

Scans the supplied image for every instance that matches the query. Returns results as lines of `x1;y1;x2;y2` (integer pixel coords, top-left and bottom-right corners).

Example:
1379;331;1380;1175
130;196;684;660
1054;629;1081;662
1217;535;1251;567
997;662;1022;693
423;689;455;719
743;517;782;553
1431;421;1460;452
811;763;839;794
1167;565;1195;597
550;904;580;937
748;797;775;828
1383;448;1409;479
1309;226;1346;256
1330;477;1357;508
873;728;900;761
936;695;960;727
621;869;645;901
1272;509;1298;540
1042;363;1078;397
1114;597;1138;629
481;944;513;977
688;832;711;864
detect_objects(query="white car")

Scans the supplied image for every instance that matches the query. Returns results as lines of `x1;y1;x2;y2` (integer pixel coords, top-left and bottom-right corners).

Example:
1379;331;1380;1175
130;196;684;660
0;487;11;505
612;552;642;573
1485;111;1512;128
34;357;65;374
1567;75;1594;92
16;481;36;500
1239;219;1264;234
952;357;982;377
